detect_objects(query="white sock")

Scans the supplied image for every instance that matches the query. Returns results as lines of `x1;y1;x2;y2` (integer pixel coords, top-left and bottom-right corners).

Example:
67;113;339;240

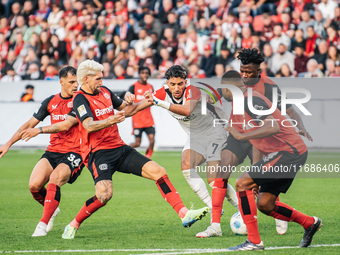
182;169;212;209
225;183;239;209
211;222;221;229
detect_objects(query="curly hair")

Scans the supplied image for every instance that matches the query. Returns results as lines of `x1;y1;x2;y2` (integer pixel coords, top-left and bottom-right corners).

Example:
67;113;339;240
165;65;188;80
237;48;265;66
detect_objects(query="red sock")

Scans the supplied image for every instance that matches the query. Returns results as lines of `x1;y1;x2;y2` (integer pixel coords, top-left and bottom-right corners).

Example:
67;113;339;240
156;175;186;217
72;196;105;229
238;190;261;244
276;195;280;202
30;187;47;206
211;178;227;223
40;183;61;224
145;149;153;158
269;201;315;229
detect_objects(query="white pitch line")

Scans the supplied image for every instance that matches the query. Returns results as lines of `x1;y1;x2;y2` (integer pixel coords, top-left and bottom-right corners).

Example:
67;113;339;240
1;244;340;254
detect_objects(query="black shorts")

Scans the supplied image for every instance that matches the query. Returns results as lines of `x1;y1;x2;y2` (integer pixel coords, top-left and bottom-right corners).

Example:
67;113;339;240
87;145;151;184
222;134;253;164
247;151;308;196
41;151;84;184
133;126;155;138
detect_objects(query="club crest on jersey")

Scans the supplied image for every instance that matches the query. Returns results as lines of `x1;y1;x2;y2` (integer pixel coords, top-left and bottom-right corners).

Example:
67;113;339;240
67;102;73;108
104;93;110;99
99;163;108;171
77;105;87;117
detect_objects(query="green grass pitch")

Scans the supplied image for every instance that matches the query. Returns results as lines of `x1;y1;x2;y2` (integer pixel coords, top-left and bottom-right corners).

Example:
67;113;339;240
0;150;339;254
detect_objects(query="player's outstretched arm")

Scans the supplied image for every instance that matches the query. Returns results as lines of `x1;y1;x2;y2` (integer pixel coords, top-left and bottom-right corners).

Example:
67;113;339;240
0;117;40;158
227;115;280;140
286;106;313;141
120;98;153;118
82;111;126;133
20;115;78;142
144;90;198;117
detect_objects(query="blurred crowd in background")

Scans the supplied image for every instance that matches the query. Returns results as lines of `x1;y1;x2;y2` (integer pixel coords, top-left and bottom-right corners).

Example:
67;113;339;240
1;0;340;82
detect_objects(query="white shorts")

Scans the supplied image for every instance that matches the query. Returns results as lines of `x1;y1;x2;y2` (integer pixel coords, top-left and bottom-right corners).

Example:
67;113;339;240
182;128;227;162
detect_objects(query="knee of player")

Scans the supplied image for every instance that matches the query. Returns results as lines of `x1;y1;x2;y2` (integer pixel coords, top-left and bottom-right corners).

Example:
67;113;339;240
96;190;113;204
257;199;273;215
29;183;43;192
235;179;247;192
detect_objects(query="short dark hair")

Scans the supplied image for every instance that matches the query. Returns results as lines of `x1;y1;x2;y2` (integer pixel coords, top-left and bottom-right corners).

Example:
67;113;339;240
237;48;265;66
165;65;188;80
59;66;77;79
25;84;34;89
139;66;151;75
221;70;242;84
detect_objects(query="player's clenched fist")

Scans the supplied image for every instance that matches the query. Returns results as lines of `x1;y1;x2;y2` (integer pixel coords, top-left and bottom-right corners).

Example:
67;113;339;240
124;92;135;105
108;111;125;125
144;90;154;104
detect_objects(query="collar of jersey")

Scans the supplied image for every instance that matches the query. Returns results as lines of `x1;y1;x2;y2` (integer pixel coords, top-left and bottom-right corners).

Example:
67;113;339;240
59;93;72;100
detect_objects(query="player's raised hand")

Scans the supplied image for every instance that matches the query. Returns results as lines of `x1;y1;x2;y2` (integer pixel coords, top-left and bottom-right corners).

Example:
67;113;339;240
20;128;40;142
124;92;135;105
0;144;10;158
109;111;125;124
144;91;154;104
299;129;313;142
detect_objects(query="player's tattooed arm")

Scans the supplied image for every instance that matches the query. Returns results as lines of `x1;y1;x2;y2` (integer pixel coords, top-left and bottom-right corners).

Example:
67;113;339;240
20;116;78;142
227;115;280;140
286;106;313;141
122;98;153;117
82;112;125;133
0;117;40;158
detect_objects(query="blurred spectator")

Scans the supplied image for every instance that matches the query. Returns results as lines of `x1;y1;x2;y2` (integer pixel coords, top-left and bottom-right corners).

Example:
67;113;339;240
324;59;337;76
134;29;152;58
241;26;253;49
1;66;22;82
298;10;315;38
114;15;135;42
48;3;64;33
276;63;294;77
260;60;274;77
213;25;227;56
127;47;143;69
8;2;21;29
175;0;191;16
312;40;328;72
35;0;51;25
188;63;206;78
0;32;9;66
78;31;101;59
270;24;291;53
326;25;340;50
174;48;187;66
23;15;42;42
114;64;126;79
313;10;327;38
158;0;174;24
260;12;274;42
200;43;217;77
214;63;225;78
160;27;178;58
327;45;340;62
166;12;181;37
68;46;86;68
305;26;321;57
263;43;274;70
271;43;295;74
317;0;338;20
303;59;324;77
0;17;10;40
9;15;27;45
23;63;44;80
21;1;35;21
11;31;25;57
102;62;114;79
44;63;58;80
125;66;137;79
20;84;35;102
294;45;309;75
291;28;306;51
50;34;67;67
226;27;242;54
216;44;233;66
141;12;162;38
221;12;241;40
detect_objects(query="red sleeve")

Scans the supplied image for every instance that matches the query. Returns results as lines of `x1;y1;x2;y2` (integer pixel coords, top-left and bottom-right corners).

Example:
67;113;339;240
153;86;166;100
184;85;201;101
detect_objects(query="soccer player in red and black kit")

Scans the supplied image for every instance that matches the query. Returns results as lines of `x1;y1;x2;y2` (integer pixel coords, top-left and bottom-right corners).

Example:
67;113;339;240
127;66;155;158
0;66;84;237
50;60;208;239
220;70;321;250
204;48;313;237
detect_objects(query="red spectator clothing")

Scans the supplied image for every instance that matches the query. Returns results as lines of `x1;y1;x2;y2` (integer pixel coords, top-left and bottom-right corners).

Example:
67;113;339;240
116;74;125;80
174;57;186;66
115;8;128;21
128;81;155;129
13;41;25;56
68;23;83;33
0;41;9;61
305;34;320;55
262;24;275;41
216;6;230;20
242;38;253;49
295;55;309;74
0;26;10;39
188;71;206;78
294;1;305;16
158;60;170;75
327;35;340;50
33;93;81;154
128;56;140;67
73;86;126;161
242;90;307;155
62;10;74;19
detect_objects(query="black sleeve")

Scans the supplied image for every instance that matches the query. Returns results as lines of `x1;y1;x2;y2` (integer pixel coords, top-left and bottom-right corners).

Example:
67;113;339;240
68;109;76;118
102;86;124;109
73;94;94;123
33;95;54;121
128;85;135;94
245;96;271;121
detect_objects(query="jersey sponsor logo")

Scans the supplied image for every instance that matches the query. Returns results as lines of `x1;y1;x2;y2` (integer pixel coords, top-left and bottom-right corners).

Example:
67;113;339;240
52;113;67;121
136;94;145;101
104;93;110;99
78;105;87;117
137;89;143;93
99;163;108;171
67;101;73;108
52;104;58;110
95;105;113;117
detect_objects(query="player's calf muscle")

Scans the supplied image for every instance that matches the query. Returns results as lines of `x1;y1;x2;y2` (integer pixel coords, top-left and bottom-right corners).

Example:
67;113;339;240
95;180;113;204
